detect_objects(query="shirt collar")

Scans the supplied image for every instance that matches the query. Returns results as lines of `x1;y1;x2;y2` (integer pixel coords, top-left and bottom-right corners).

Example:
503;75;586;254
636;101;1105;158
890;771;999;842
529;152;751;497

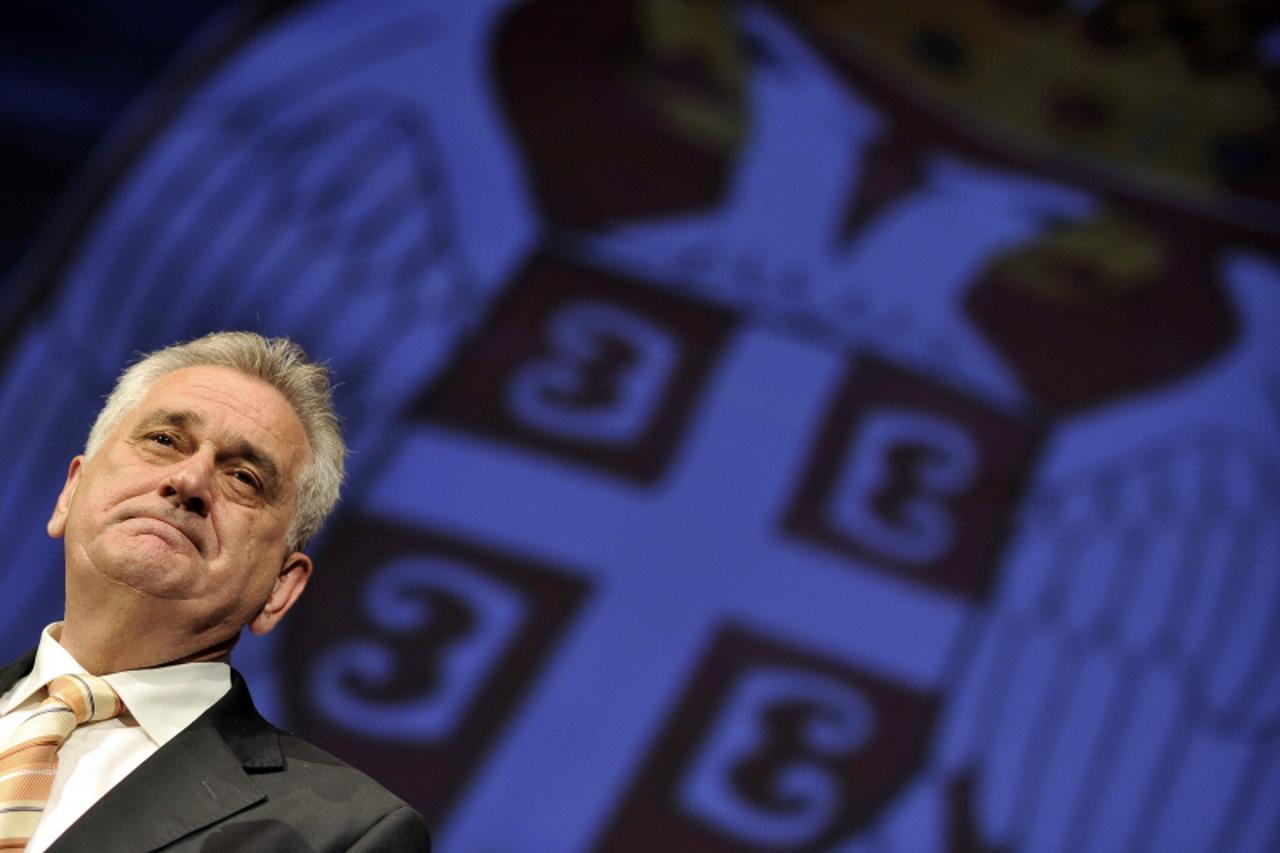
0;623;232;748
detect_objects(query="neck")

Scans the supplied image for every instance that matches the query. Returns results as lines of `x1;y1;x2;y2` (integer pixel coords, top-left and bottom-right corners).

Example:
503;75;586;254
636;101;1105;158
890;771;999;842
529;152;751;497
58;599;237;675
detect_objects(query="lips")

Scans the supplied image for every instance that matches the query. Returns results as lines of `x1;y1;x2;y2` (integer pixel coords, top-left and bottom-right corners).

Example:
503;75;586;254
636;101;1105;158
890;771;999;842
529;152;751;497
123;513;205;555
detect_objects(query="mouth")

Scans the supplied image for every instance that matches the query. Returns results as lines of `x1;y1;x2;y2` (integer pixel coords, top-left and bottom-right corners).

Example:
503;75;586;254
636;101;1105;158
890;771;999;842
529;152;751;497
123;514;205;555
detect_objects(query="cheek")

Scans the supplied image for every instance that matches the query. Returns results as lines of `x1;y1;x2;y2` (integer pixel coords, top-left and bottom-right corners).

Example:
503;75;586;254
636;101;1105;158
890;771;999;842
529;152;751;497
76;467;157;511
217;512;291;558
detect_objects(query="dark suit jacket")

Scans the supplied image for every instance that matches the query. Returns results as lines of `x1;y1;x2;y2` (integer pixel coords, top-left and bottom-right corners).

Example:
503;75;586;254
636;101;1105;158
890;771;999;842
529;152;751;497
0;651;430;852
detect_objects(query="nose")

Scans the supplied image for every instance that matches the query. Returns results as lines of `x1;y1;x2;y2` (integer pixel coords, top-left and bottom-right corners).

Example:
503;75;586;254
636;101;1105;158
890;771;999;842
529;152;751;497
160;448;214;517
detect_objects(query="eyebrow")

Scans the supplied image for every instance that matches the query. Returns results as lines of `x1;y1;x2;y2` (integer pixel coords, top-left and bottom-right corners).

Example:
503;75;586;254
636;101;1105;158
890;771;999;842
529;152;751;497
133;409;201;433
133;408;284;499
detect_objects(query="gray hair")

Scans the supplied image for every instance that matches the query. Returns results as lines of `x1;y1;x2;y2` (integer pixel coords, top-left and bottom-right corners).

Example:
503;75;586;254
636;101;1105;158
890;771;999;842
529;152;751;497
84;332;346;550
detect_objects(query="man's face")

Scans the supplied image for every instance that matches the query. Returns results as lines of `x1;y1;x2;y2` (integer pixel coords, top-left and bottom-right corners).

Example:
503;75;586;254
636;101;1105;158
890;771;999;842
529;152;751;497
48;365;313;641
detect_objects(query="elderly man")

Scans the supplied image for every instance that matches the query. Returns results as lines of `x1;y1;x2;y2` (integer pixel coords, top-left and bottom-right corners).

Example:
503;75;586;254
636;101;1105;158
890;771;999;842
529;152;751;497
0;332;429;851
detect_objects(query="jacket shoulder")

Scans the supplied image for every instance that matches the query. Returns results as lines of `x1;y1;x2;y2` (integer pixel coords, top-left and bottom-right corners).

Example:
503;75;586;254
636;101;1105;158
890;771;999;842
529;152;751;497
254;732;431;851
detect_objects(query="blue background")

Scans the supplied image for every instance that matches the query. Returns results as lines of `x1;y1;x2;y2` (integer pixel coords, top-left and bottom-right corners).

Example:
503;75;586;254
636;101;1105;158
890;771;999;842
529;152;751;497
1;2;1278;851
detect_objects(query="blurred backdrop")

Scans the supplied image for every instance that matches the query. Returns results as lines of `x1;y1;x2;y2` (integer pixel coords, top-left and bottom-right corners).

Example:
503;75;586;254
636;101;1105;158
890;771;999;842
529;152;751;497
1;1;1279;850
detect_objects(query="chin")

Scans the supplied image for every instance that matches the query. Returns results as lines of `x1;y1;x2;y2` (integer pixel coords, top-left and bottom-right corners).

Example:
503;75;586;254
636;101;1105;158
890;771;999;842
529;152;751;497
88;541;201;601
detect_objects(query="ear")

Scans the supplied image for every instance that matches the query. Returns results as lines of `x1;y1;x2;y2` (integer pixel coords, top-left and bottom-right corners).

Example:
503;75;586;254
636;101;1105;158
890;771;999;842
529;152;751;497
47;456;85;539
247;551;313;636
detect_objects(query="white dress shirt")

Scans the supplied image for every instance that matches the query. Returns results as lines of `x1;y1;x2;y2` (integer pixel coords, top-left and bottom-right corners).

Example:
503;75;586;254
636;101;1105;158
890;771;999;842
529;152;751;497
0;624;231;853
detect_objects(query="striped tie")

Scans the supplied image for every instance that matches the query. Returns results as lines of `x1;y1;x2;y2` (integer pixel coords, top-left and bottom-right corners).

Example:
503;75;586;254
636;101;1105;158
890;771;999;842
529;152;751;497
0;674;123;850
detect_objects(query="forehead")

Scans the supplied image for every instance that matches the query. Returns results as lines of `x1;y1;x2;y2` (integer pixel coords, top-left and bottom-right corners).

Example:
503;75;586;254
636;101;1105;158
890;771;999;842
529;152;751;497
127;366;309;461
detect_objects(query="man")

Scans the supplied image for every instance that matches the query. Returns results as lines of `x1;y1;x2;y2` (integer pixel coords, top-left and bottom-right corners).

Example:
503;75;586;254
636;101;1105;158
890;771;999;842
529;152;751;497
0;332;429;851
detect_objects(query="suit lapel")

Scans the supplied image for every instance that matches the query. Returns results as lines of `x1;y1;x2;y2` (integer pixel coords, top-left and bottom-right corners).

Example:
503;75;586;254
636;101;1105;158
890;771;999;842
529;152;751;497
47;670;284;853
0;649;36;695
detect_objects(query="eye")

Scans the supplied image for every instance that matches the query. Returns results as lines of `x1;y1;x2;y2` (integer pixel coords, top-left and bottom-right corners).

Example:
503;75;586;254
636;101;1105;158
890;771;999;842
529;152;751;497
230;469;263;493
147;432;177;448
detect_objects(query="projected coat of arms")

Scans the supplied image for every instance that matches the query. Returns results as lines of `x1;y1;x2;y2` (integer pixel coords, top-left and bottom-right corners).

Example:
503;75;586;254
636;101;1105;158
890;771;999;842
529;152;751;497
1;1;1277;850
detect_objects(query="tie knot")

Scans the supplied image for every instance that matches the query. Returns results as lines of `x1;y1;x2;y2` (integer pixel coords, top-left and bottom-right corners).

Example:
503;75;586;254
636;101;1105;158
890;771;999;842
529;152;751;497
45;674;123;725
